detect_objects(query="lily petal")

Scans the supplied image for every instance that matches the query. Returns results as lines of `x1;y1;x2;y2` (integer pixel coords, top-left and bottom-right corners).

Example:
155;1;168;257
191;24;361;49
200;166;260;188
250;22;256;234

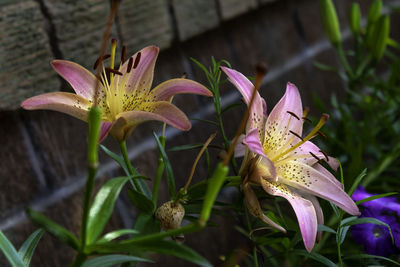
277;161;360;215
252;156;277;182
261;180;317;252
149;78;212;101
120;46;159;95
99;122;113;143
264;82;303;151
221;67;265;132
243;182;286;233
244;128;266;157
51;60;97;100
303;194;324;242
118;101;191;131
234;134;246;158
21;92;90;121
313;164;344;190
294;141;339;171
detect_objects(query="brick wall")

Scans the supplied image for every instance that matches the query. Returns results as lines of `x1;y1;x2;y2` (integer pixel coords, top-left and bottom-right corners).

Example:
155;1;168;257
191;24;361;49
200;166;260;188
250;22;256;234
1;0;398;266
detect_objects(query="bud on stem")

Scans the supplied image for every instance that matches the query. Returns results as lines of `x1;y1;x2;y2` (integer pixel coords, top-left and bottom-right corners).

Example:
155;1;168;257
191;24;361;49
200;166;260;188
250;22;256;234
320;0;341;46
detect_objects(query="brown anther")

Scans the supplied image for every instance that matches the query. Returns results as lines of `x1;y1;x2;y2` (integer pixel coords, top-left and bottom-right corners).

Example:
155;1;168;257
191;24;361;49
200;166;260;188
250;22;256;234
321;113;329;121
105;67;123;76
111;38;117;45
309;151;322;163
319;150;329;161
303;107;310;117
127;57;133;73
255;62;268;76
317;131;327;139
289;130;303;140
133;52;141;69
287;111;300;120
302;117;312;123
93;54;110;70
121;45;126;63
181;72;187;79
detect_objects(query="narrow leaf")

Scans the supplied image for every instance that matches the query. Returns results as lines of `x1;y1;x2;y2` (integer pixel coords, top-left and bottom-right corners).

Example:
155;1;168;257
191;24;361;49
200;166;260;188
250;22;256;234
343;254;400;266
128;189;154;213
26;209;79;250
97;229;139;244
18;229;44;265
317;224;336;234
341;217;394;243
293;249;336;267
348;168;367;196
153;132;176;199
0;230;26;267
82;254;152;267
356;192;398;205
100;145;129;175
86;177;130;244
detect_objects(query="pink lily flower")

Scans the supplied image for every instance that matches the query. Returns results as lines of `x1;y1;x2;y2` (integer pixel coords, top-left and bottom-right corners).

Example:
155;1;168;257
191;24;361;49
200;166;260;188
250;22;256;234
21;43;212;142
221;66;360;252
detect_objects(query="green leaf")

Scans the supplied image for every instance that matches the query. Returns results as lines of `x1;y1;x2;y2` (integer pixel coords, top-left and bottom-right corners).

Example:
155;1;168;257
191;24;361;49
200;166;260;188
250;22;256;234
96;229;139;244
153;132;176;199
26;209;79;250
82;254;152;267
356;192;398;205
0;230;26;267
348;168;367;196
190;118;219;126
293;249;336;267
18;229;44;265
341;217;394;243
337;225;350;245
100;145;129;175
221;103;242;114
317;224;336;234
343;254;400;266
169;143;204;152
313;62;338;72
329;202;341;219
86;177;130;244
128;189;154;213
132;213;160;236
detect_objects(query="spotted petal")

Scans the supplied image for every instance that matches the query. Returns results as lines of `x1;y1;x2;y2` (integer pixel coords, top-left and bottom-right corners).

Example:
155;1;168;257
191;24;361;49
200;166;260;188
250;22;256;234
21;92;90;121
264;83;303;152
51;60;97;100
149;78;212;101
261;180;317;252
120;46;159;95
303;194;324;241
221;67;265;132
294;141;339;171
277;161;360;215
244;128;265;157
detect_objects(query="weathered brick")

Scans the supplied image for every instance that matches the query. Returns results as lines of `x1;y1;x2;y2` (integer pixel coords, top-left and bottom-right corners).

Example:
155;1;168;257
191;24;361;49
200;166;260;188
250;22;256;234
173;0;219;41
0;1;58;110
219;0;258;20
117;0;173;53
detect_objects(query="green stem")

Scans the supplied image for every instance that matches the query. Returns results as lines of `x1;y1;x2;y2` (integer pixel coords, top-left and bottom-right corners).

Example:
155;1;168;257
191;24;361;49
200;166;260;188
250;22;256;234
253;247;259;267
80;166;97;248
337;44;354;80
70;252;87;267
119;141;143;194
152;135;166;208
336;211;344;267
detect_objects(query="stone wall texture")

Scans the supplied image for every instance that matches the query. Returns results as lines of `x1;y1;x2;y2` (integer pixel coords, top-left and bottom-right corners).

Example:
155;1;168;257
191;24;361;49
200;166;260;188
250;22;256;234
1;0;399;266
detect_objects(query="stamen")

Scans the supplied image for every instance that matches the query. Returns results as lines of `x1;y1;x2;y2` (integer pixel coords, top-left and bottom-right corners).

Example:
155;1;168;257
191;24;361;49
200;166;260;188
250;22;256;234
127;57;133;73
302;117;312;123
287;111;300;120
289;130;303;140
105;67;123;76
317;131;327;139
272;114;329;161
121;45;126;63
309;151;322;163
303;107;310;118
110;38;117;70
133;52;141;69
93;54;110;70
319;150;329;161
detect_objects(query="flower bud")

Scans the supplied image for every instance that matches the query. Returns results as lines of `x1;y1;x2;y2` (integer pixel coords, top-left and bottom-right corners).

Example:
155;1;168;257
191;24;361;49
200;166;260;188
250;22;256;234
366;0;382;46
155;200;185;231
319;0;341;46
349;3;361;36
370;15;390;60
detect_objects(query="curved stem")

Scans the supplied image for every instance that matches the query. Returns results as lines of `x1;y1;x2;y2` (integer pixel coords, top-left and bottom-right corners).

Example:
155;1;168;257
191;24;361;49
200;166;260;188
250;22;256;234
152;135;166;207
119;141;143;194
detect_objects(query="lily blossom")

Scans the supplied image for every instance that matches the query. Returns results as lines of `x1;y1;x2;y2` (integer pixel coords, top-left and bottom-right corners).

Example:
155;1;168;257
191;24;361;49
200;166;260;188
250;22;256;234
21;41;212;142
221;66;360;252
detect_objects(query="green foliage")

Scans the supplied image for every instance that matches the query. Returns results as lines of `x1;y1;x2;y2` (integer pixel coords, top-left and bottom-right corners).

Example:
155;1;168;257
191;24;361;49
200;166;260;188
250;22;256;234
18;229;44;266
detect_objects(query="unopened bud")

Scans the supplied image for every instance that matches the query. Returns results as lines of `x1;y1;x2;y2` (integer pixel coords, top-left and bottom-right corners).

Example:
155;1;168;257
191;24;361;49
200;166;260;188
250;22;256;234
370;15;390;60
349;3;361;36
319;0;341;46
366;0;382;46
155;200;185;231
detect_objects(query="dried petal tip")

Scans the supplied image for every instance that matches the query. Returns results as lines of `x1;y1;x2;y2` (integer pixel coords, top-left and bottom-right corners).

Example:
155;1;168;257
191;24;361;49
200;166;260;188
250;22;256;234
256;63;268;76
133;52;141;69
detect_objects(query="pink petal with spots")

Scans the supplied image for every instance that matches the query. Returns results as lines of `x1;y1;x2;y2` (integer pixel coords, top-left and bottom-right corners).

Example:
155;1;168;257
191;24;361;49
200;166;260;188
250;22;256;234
303;194;324;242
119;46;159;95
150;78;212;101
234;134;246;158
261;180;317;252
51;60;97;100
313;164;343;190
264;83;303;150
117;101;191;131
221;67;265;132
21;92;90;121
252;156;277;182
244;128;265;157
99;122;113;143
278;161;359;215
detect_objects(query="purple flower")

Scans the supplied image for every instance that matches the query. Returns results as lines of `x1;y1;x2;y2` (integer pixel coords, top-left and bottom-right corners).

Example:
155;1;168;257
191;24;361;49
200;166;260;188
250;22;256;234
351;186;400;256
